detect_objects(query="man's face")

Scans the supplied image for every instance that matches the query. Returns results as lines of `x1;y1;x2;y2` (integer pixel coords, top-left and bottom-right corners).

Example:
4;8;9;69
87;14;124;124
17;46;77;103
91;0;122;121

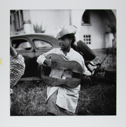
58;37;71;51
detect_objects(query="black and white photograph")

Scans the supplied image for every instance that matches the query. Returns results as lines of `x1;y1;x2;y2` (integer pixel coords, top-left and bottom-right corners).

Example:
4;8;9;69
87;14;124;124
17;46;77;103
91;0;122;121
1;0;126;126
10;9;116;116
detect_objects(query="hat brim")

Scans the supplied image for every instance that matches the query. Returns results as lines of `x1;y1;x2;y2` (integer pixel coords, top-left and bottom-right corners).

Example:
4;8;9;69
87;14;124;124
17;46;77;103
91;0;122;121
56;25;77;39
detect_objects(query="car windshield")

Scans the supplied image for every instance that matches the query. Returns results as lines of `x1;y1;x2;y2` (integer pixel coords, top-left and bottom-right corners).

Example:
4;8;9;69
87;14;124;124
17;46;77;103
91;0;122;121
33;39;52;50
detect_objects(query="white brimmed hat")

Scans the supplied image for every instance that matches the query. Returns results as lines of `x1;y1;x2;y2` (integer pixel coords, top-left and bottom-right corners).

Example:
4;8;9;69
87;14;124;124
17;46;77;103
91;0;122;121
56;25;77;39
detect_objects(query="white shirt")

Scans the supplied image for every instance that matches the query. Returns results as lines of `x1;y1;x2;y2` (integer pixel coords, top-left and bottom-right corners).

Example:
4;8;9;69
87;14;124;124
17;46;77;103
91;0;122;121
37;48;91;113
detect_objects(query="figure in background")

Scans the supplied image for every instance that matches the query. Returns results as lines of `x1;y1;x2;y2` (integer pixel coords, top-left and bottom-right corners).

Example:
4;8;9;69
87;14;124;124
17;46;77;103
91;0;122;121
10;44;25;107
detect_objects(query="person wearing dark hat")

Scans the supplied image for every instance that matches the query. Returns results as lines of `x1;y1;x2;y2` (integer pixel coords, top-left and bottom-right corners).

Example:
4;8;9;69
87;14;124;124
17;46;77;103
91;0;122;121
37;25;91;115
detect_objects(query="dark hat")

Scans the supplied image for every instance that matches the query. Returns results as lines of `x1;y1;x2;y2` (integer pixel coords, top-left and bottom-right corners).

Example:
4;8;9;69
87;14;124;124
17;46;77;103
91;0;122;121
56;25;77;39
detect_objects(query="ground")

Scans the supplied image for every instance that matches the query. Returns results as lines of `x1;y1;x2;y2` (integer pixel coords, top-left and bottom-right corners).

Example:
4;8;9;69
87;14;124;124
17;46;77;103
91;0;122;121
10;48;116;116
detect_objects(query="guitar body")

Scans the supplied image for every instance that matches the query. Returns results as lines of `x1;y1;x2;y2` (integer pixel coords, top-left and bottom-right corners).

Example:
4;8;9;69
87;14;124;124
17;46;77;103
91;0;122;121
39;53;83;88
45;53;83;73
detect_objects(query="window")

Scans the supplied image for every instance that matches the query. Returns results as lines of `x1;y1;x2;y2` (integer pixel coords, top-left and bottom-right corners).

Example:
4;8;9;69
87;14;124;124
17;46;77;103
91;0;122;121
14;10;24;31
33;40;52;50
83;35;91;44
12;39;32;51
82;10;90;25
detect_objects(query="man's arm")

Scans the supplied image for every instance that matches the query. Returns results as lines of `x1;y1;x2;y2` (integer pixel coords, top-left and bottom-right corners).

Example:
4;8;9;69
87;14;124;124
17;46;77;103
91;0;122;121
77;54;92;84
37;49;56;66
10;45;18;57
79;54;91;76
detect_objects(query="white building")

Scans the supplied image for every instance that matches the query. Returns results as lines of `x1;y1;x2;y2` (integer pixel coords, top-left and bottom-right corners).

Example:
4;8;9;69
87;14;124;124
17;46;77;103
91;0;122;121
10;9;116;49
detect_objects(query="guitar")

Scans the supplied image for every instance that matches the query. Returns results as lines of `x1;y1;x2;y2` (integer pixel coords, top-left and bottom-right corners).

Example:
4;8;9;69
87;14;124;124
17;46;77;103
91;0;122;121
38;53;116;87
39;53;84;88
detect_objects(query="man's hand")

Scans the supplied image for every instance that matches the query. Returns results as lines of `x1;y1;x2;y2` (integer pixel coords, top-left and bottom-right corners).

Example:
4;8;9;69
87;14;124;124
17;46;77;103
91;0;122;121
10;45;18;57
44;58;52;66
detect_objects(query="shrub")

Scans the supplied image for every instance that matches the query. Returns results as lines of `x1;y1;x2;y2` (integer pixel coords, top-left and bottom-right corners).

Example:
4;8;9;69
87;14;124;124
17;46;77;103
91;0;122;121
33;23;45;33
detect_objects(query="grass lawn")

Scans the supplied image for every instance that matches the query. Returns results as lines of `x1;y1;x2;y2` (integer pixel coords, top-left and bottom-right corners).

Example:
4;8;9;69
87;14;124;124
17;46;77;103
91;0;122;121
77;82;116;115
11;81;116;116
11;49;116;116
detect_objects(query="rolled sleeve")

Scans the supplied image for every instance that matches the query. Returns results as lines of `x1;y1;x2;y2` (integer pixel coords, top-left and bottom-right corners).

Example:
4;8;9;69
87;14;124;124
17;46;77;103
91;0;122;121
37;48;56;65
37;55;46;65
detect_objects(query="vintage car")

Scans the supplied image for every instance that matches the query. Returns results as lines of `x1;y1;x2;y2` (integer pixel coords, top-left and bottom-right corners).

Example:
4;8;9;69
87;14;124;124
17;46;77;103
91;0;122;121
10;33;59;80
10;33;96;81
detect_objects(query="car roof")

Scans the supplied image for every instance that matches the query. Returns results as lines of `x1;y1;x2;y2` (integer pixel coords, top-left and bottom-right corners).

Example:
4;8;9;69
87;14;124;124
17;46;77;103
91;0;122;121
10;33;55;38
10;33;59;47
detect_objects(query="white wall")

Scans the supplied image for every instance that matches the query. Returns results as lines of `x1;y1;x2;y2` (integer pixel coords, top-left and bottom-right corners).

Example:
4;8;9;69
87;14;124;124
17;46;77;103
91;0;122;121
71;10;107;49
10;10;116;49
29;10;70;35
10;13;16;35
81;11;106;49
71;10;116;49
112;9;116;17
71;9;85;44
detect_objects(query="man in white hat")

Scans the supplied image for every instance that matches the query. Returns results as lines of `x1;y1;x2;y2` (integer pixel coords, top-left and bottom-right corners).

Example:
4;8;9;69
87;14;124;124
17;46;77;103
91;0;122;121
37;25;91;115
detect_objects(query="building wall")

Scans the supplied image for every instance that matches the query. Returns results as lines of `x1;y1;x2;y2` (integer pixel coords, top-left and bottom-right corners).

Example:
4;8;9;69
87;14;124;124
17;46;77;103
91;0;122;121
10;10;71;36
29;10;70;35
10;10;116;49
71;9;85;43
71;10;116;49
10;12;15;35
112;10;116;17
80;11;111;49
10;11;25;35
